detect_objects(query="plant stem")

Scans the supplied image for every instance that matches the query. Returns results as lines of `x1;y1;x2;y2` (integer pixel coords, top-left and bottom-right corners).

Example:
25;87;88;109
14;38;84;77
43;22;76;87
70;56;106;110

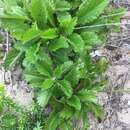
75;23;130;30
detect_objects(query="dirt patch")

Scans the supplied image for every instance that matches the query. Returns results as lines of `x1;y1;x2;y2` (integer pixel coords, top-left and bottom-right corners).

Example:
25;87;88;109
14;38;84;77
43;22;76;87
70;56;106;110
89;13;130;130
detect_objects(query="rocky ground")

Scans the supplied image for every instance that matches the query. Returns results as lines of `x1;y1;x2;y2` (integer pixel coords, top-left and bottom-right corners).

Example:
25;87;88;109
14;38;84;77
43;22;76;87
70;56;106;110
0;0;130;130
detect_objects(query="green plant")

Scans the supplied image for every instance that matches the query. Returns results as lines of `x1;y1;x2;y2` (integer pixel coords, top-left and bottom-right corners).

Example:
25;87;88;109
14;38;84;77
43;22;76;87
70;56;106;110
0;0;124;129
0;83;47;130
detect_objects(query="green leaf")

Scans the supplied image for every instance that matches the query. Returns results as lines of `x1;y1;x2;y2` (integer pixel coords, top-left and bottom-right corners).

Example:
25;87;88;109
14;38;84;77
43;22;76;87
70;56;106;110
24;44;39;65
97;57;108;73
4;48;23;70
77;90;97;103
54;61;73;79
36;60;53;77
48;36;69;51
55;0;71;11
103;7;126;24
0;6;29;39
37;90;51;108
77;0;109;24
68;33;84;52
22;25;40;42
58;80;72;98
59;106;74;119
67;95;81;110
60;123;69;130
86;103;104;119
0;6;28;20
42;78;55;90
33;124;42;130
24;71;45;87
81;31;102;45
44;0;55;26
65;67;80;88
40;28;58;39
52;49;69;64
30;0;47;29
57;12;77;35
46;113;60;130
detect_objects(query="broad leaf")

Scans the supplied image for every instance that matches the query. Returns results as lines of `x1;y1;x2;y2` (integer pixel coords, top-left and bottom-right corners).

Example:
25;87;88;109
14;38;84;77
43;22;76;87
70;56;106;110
59;106;74;119
24;44;39;65
37;90;51;108
55;0;71;11
65;67;80;88
67;95;81;110
42;78;55;90
0;6;28;20
22;25;40;42
77;0;109;24
77;90;97;103
40;28;58;39
48;36;69;51
54;61;73;79
58;80;72;98
30;0;47;29
81;31;102;45
46;113;60;130
24;71;45;87
36;60;53;77
60;123;69;130
68;33;84;52
44;0;55;26
57;12;77;35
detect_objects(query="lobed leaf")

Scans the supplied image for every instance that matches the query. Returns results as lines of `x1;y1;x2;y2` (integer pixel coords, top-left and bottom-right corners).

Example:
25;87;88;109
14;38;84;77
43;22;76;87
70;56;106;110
42;78;55;90
58;80;72;98
68;33;84;52
40;28;58;40
67;95;81;110
48;36;69;51
37;90;51;108
77;0;109;24
30;0;47;29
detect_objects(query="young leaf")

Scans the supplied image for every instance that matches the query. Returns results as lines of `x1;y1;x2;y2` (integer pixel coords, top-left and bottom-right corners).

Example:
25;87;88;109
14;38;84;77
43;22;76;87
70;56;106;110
65;67;80;88
33;123;42;130
22;25;40;42
77;0;109;24
4;48;23;70
60;123;69;130
54;61;73;79
40;28;58;40
68;33;84;52
0;6;28;21
42;78;55;90
58;80;72;98
67;95;81;110
48;36;69;51
55;0;71;11
24;71;45;87
81;31;102;45
57;12;77;35
77;90;97;103
46;113;60;130
37;90;51;108
59;106;74;119
36;60;53;77
30;0;47;29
